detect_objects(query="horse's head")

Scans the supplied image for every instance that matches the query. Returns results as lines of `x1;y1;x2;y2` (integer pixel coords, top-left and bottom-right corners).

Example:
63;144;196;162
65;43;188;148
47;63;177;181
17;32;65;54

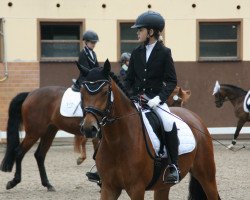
79;59;113;138
179;87;191;106
169;86;191;107
213;81;226;108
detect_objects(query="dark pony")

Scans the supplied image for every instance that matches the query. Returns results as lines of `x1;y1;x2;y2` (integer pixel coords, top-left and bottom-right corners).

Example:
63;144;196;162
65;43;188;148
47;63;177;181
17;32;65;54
213;81;249;148
79;59;220;200
0;64;98;191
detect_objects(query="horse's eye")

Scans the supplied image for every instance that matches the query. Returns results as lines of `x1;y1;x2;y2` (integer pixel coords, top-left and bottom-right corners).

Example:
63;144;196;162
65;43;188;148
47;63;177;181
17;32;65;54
102;90;108;96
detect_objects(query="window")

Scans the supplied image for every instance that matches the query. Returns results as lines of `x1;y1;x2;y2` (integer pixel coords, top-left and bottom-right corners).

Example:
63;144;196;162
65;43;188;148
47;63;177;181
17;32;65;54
0;19;3;62
40;22;82;61
118;22;138;60
198;21;242;61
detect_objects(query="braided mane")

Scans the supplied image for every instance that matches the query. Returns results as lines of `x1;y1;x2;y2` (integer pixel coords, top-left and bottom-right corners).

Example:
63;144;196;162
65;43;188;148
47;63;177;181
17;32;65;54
109;72;131;98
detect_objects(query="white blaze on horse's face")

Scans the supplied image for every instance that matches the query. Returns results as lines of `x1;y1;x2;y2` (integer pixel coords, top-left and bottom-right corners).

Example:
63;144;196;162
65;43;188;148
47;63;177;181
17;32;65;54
213;81;220;95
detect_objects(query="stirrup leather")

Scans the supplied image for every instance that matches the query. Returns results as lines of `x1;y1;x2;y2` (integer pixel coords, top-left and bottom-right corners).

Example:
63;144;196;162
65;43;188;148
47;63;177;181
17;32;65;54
163;164;180;184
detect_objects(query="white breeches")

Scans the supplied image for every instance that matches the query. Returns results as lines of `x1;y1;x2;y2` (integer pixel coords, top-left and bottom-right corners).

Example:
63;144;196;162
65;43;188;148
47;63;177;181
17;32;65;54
135;94;175;132
154;103;175;132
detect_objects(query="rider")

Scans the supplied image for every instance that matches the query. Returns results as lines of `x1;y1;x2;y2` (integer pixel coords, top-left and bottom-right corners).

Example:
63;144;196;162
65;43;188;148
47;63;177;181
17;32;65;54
71;30;101;183
119;52;131;82
72;30;100;92
124;11;180;184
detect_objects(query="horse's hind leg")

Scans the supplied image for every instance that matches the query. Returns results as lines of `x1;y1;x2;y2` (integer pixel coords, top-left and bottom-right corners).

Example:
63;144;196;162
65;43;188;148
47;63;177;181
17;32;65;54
6;136;39;190
34;126;57;191
230;119;246;147
75;135;87;165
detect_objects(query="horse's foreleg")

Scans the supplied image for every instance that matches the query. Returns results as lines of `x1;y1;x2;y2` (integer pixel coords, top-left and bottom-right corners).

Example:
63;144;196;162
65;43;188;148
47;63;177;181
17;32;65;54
127;187;146;200
100;185;121;200
154;188;170;200
34;129;57;191
228;119;246;149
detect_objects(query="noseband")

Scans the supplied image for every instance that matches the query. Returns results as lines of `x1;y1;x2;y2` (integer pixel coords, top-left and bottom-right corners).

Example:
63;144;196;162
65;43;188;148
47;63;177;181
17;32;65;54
81;80;114;127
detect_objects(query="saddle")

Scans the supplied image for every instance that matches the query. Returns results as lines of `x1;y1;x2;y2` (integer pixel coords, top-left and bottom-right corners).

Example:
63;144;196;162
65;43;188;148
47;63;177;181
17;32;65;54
145;110;166;156
131;96;166;155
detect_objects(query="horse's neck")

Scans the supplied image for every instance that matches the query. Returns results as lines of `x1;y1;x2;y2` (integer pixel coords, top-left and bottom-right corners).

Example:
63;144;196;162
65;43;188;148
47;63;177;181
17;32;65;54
103;87;142;145
224;88;242;106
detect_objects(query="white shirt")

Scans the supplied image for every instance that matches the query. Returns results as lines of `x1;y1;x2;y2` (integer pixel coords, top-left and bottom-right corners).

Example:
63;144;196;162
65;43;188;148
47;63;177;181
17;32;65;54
146;41;157;62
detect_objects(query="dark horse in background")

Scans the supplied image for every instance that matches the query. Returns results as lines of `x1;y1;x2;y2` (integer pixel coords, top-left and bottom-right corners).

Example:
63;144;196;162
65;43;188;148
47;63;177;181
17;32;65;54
213;81;249;149
79;60;220;199
0;77;99;191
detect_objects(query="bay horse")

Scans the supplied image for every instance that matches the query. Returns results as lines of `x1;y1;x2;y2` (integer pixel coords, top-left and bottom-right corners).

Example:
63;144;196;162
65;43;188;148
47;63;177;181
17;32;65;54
213;81;249;148
79;60;220;199
0;84;98;191
75;85;191;165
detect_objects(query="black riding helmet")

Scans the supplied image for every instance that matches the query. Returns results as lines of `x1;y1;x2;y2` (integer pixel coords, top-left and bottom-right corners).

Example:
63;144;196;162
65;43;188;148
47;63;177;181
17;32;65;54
83;30;99;42
131;11;165;32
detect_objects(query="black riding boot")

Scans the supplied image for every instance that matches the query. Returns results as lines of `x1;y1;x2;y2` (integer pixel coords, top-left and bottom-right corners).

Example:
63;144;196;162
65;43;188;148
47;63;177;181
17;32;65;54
163;122;180;184
71;78;81;92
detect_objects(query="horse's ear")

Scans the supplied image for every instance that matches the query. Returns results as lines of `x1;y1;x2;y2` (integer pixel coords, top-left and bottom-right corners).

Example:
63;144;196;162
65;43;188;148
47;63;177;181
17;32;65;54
75;61;89;76
178;87;182;94
213;80;220;95
103;59;111;77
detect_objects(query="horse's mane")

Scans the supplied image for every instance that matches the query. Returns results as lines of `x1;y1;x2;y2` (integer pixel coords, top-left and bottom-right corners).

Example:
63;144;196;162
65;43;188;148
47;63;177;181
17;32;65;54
109;72;131;98
221;84;247;96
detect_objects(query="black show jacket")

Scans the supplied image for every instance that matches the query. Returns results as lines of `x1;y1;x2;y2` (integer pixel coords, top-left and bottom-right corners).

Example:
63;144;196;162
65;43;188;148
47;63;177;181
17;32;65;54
125;41;177;102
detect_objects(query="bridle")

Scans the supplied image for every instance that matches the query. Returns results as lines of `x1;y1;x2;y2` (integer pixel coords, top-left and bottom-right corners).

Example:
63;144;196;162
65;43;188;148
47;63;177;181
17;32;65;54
81;80;114;127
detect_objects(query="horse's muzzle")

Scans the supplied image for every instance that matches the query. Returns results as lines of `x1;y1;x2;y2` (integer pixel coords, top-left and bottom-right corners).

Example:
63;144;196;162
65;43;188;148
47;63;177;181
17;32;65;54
80;120;99;138
215;101;223;108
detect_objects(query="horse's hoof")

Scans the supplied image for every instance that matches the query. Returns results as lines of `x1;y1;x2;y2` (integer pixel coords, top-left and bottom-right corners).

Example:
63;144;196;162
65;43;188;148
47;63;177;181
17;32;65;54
6;181;15;190
47;186;56;192
76;157;84;165
227;144;234;149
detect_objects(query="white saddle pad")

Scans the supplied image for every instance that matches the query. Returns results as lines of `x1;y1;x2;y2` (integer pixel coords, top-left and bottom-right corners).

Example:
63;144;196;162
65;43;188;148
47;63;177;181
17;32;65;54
141;109;196;158
60;88;83;117
243;90;250;113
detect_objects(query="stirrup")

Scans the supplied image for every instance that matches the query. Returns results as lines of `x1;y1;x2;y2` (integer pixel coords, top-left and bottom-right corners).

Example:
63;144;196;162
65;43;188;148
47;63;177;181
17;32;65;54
163;164;180;184
86;164;101;185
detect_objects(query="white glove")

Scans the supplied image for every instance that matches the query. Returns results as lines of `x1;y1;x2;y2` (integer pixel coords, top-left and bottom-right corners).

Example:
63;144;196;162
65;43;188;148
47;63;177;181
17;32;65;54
147;96;161;109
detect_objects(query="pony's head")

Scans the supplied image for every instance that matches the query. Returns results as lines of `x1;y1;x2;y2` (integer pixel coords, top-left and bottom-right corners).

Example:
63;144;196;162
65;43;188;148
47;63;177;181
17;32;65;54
79;59;113;138
213;81;226;108
169;86;191;107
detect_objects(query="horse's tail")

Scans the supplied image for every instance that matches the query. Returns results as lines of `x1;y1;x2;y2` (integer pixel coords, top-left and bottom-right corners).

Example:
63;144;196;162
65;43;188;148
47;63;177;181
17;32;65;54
0;92;29;172
188;175;221;200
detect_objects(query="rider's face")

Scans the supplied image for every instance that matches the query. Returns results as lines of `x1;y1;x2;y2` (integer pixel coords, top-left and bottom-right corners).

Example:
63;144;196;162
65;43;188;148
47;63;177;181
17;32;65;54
137;28;148;43
86;41;97;50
